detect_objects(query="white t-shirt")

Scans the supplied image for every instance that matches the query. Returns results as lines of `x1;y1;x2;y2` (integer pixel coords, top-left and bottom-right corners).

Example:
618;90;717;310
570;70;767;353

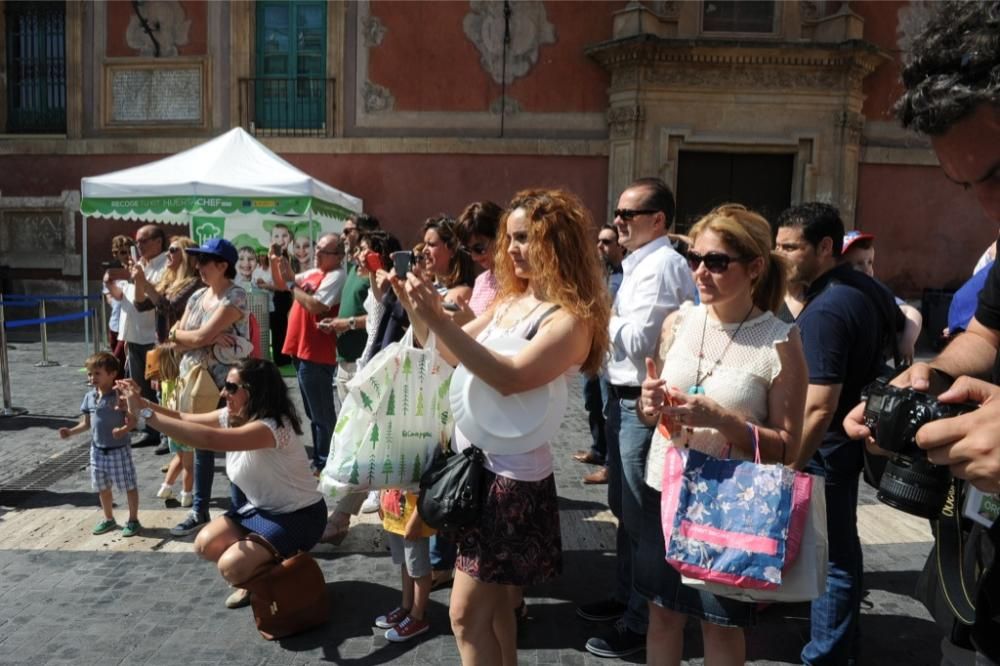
220;409;322;514
295;267;345;309
118;253;169;345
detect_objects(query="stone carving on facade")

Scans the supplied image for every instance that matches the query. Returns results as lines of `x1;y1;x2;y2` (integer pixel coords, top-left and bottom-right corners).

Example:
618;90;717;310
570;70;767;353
607;106;643;139
489;95;523;116
649;1;680;18
362;80;395;114
361;13;387;48
643;65;844;90
462;1;556;85
126;1;191;57
611;67;640;91
5;212;64;254
896;1;935;64
800;1;822;22
0;191;81;274
835;110;865;145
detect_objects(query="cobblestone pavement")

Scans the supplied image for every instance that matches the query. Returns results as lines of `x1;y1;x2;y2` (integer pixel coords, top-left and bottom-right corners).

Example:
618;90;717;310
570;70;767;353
0;342;944;664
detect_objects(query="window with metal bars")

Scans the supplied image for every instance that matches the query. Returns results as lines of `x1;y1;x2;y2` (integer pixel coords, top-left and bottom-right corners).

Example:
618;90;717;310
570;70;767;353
4;0;66;133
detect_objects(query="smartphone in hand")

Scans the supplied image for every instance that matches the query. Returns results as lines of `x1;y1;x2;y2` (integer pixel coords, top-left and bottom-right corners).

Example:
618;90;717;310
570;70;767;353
129;246;140;264
442;301;460;312
391;251;414;277
364;252;383;273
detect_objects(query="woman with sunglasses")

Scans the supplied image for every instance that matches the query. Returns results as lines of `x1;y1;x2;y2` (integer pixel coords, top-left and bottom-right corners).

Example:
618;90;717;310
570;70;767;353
394;188;610;666
454;201;503;326
636;204;808;665
421;216;475;308
167;238;251;538
117;358;325;609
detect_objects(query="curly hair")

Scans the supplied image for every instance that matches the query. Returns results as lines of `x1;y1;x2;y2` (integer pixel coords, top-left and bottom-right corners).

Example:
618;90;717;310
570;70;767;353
236;358;303;435
690;205;788;314
896;0;1000;135
422;216;476;289
493;188;611;375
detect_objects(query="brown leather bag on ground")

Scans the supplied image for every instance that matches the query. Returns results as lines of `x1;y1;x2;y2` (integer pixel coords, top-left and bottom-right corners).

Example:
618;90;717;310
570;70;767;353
238;536;329;641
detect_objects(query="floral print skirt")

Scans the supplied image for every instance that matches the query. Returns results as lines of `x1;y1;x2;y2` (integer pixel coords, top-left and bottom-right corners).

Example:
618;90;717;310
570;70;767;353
455;473;562;587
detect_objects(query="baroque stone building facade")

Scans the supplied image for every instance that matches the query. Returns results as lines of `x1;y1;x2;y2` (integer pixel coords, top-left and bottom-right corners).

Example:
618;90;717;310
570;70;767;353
0;0;993;299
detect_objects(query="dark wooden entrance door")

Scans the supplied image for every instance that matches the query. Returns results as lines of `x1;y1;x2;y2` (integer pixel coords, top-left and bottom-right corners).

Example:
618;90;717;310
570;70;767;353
674;152;794;233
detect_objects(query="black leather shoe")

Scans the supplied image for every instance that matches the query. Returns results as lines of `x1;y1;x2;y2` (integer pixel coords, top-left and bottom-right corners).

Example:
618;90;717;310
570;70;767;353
585;618;646;658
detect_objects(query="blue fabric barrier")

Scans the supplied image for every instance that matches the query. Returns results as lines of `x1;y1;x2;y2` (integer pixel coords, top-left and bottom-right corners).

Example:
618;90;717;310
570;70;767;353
4;309;95;329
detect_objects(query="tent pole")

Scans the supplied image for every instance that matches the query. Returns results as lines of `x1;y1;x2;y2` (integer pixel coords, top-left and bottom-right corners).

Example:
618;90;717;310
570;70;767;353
82;215;90;345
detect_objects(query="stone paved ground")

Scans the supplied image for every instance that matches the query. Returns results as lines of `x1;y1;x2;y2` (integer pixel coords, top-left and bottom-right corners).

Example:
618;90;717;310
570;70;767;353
0;341;946;665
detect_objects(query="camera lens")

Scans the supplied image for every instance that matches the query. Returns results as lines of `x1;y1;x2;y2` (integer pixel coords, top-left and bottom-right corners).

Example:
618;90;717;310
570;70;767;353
877;455;951;519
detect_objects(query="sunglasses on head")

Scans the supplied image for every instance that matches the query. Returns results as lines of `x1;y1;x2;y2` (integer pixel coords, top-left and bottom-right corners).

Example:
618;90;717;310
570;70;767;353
222;381;250;395
686;251;746;274
461;243;488;255
614;208;657;221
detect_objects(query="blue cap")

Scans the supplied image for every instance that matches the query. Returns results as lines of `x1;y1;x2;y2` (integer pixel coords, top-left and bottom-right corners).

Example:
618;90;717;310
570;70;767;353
185;238;238;267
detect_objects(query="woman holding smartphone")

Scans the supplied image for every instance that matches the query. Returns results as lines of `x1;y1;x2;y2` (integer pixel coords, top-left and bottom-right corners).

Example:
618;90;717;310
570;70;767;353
354;230;402;369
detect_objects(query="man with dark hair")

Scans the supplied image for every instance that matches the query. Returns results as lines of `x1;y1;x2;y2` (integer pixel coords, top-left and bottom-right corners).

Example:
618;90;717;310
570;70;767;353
579;178;695;658
844;1;1000;661
776;203;900;665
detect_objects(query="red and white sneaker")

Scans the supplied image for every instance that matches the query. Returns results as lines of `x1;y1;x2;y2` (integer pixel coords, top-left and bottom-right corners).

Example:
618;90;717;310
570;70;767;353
385;615;430;642
374;606;409;630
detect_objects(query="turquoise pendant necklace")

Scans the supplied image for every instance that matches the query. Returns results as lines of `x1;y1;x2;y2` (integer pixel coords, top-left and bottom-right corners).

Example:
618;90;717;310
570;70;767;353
689;304;755;395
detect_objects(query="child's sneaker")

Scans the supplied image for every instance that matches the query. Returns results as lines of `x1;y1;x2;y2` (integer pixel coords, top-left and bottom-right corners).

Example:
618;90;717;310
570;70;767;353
385;616;430;642
92;518;117;535
121;520;141;538
179;491;193;508
156;483;174;500
374;606;409;629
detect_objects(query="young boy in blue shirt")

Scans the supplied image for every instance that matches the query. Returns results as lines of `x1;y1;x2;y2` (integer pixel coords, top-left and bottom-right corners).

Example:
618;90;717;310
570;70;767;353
59;352;141;536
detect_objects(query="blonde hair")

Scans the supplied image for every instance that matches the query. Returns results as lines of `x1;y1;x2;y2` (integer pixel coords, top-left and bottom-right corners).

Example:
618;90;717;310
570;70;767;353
493;188;610;375
157;236;200;299
689;204;787;314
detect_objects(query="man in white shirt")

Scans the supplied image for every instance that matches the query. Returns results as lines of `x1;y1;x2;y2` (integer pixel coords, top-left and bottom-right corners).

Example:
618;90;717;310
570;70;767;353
580;178;696;659
106;224;168;447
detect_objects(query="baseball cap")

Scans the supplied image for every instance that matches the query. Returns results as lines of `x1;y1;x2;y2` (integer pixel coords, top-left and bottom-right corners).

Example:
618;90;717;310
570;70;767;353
842;230;875;254
185;238;239;267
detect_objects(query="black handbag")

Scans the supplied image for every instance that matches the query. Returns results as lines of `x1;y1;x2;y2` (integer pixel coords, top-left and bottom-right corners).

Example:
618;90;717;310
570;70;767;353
417;442;492;530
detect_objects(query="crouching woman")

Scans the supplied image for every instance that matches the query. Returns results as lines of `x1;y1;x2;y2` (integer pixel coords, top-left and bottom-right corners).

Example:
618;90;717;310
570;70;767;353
119;358;326;607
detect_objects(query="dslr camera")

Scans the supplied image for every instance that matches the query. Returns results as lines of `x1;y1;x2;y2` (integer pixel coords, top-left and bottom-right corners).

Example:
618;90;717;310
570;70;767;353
862;377;977;519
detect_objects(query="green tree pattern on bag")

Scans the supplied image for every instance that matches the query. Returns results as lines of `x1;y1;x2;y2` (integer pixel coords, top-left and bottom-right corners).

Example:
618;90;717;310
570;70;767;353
360;390;374;411
382;457;394;484
349;459;359;485
415;391;425;416
411;453;422;483
386;389;396;416
335;413;350;434
398;451;406;484
370;423;380;448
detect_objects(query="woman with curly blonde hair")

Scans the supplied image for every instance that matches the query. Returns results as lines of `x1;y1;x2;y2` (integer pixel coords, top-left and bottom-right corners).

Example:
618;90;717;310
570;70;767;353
394;188;610;664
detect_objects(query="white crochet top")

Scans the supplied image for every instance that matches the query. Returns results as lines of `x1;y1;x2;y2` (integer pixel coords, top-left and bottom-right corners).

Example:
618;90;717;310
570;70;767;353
644;301;794;491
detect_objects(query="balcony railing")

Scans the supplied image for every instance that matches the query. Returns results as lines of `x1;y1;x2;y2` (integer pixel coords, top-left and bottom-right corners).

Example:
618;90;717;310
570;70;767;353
238;77;335;138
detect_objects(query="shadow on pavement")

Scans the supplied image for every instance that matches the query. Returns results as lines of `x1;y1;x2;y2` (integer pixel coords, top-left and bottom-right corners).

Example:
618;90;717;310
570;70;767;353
0;414;77;431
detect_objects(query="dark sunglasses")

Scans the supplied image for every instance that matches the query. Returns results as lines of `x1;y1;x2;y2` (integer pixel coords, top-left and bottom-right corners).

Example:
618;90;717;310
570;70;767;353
222;381;250;395
598;239;616;246
167;246;182;254
614;208;657;221
461;243;488;255
686;251;746;274
317;249;344;256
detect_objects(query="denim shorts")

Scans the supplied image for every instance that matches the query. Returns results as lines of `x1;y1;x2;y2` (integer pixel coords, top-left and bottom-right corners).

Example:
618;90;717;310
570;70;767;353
634;484;756;628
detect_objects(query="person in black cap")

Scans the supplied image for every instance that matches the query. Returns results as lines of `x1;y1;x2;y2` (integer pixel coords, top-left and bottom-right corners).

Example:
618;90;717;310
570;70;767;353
166;237;252;537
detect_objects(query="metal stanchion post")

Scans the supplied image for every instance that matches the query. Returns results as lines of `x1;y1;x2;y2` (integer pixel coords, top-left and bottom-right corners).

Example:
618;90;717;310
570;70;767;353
90;309;100;355
99;296;109;349
35;299;59;367
0;295;28;417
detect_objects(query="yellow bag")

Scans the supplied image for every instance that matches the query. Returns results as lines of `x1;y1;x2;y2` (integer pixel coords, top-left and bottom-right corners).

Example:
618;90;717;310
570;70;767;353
175;362;220;414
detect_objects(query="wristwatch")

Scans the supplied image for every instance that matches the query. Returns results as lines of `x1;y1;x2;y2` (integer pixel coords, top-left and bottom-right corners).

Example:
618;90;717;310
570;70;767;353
136;405;154;431
348;316;357;330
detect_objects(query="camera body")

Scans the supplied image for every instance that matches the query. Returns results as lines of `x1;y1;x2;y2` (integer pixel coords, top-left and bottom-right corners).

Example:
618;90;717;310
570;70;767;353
862;378;976;518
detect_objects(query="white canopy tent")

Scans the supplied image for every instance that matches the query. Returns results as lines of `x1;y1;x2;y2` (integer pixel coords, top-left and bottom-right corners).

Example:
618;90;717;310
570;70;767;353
79;127;362;307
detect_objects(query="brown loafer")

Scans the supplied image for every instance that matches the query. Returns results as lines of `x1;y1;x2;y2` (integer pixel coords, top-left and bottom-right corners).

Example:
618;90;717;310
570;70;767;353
573;450;604;465
583;467;609;485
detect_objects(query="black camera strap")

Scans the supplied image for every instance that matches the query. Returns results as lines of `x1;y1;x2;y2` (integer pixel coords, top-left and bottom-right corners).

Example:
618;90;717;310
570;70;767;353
932;480;979;625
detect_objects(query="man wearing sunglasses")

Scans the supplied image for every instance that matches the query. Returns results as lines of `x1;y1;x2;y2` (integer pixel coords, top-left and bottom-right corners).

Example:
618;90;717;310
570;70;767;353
580;178;696;659
775;203;903;665
105;224;169;449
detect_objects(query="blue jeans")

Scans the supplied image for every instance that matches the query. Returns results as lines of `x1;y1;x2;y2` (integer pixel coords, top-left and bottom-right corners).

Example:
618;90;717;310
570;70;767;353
294;358;337;470
583;374;608;463
605;392;652;635
430;534;456;571
193;448;217;519
803;445;864;665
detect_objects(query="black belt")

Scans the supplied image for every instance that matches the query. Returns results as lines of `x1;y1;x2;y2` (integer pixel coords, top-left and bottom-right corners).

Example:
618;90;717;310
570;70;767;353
610;384;641;400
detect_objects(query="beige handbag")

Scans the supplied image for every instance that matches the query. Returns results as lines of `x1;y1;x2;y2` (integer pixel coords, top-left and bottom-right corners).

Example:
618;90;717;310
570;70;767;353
175;362;220;414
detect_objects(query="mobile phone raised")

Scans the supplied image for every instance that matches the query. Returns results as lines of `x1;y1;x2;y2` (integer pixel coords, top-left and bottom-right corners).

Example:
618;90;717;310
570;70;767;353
391;251;414;277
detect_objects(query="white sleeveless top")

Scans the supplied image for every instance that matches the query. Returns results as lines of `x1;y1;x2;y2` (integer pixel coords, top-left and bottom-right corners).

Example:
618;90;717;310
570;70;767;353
644;301;794;491
453;299;577;482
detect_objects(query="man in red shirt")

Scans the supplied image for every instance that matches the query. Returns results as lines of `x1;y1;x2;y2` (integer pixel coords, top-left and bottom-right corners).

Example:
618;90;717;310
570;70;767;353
271;232;345;472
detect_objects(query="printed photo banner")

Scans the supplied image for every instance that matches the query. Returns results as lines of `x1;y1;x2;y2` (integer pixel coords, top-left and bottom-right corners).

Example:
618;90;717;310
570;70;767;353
80;195;356;226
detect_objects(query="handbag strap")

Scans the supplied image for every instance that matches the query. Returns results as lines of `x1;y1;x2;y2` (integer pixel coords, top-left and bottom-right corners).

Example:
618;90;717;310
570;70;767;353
932;479;978;625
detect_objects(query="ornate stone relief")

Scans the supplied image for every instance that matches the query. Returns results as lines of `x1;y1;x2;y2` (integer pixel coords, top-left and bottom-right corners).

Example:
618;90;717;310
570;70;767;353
0;191;81;274
361;13;387;48
649;1;680;18
607;106;643;139
462;1;556;85
800;1;822;22
489;95;523;116
362;80;395;114
126;1;191;57
643;65;844;90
